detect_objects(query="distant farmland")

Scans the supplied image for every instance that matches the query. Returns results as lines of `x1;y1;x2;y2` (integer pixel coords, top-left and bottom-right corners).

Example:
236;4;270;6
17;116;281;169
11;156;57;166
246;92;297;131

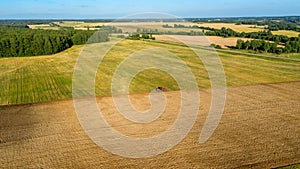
155;35;253;48
197;23;266;33
28;20;300;38
272;30;300;37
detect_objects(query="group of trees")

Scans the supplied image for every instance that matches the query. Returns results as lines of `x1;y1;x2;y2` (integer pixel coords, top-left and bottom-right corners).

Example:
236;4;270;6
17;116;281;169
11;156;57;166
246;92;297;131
160;30;204;36
86;25;123;33
137;28;204;36
285;40;300;53
204;27;239;37
236;39;300;54
203;27;291;43
236;39;282;54
200;27;300;54
0;27;109;57
267;22;300;32
128;33;155;40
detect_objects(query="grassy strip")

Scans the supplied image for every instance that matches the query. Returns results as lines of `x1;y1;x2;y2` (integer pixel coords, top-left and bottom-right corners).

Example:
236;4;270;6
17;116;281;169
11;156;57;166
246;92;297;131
276;164;300;169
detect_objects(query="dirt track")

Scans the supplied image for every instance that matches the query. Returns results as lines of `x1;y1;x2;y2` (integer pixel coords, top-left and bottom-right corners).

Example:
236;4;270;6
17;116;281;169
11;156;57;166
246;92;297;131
0;82;299;168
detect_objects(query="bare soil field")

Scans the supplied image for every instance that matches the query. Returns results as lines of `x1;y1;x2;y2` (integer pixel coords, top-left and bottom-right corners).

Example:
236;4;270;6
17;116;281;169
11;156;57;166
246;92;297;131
27;24;60;30
53;21;106;28
0;81;299;168
155;35;252;48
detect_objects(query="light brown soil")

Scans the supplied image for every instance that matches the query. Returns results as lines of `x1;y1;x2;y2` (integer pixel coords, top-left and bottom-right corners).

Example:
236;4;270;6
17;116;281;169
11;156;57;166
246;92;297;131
155;35;252;48
0;82;299;168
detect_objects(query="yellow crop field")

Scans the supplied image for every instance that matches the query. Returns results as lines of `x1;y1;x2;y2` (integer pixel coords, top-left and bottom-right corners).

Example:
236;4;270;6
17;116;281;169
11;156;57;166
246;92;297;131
198;23;266;33
155;35;253;48
272;30;300;37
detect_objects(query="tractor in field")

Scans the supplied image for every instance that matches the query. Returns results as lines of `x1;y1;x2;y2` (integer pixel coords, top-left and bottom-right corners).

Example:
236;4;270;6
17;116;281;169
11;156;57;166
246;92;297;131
151;86;167;93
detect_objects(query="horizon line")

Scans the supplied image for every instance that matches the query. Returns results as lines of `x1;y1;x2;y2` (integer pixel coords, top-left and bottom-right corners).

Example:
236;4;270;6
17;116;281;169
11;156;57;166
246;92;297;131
0;15;300;21
0;14;300;20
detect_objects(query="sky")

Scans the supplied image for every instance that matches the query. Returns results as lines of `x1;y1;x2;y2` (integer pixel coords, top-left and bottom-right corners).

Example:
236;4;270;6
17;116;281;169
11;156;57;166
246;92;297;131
0;0;299;19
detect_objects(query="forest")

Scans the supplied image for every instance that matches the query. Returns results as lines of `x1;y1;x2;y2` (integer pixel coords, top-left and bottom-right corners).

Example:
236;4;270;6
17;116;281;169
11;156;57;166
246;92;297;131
0;26;110;57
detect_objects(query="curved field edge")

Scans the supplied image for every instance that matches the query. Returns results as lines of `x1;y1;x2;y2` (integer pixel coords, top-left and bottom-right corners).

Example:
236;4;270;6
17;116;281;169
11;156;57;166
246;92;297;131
277;164;300;169
0;39;300;105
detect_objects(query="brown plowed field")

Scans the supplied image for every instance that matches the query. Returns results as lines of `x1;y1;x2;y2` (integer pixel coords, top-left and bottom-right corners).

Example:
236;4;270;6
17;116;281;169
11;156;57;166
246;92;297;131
0;82;299;168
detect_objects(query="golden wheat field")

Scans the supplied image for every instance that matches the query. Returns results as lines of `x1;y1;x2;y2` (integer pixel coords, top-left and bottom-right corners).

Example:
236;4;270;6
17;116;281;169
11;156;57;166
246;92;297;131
272;30;300;37
197;23;266;33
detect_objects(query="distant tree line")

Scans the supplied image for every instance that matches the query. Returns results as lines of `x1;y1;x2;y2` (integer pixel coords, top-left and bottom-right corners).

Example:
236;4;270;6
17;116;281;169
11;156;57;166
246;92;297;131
267;22;300;32
189;16;299;23
86;25;123;33
199;27;300;53
162;24;198;29
236;39;283;54
236;19;300;32
136;28;204;36
0;20;114;26
191;16;300;32
195;26;300;54
210;44;222;49
201;27;291;43
0;26;109;57
128;33;155;40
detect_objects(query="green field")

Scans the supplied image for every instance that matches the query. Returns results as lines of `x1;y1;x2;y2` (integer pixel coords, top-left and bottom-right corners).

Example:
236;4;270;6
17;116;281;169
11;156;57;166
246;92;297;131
0;39;300;105
278;164;300;169
280;53;300;59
